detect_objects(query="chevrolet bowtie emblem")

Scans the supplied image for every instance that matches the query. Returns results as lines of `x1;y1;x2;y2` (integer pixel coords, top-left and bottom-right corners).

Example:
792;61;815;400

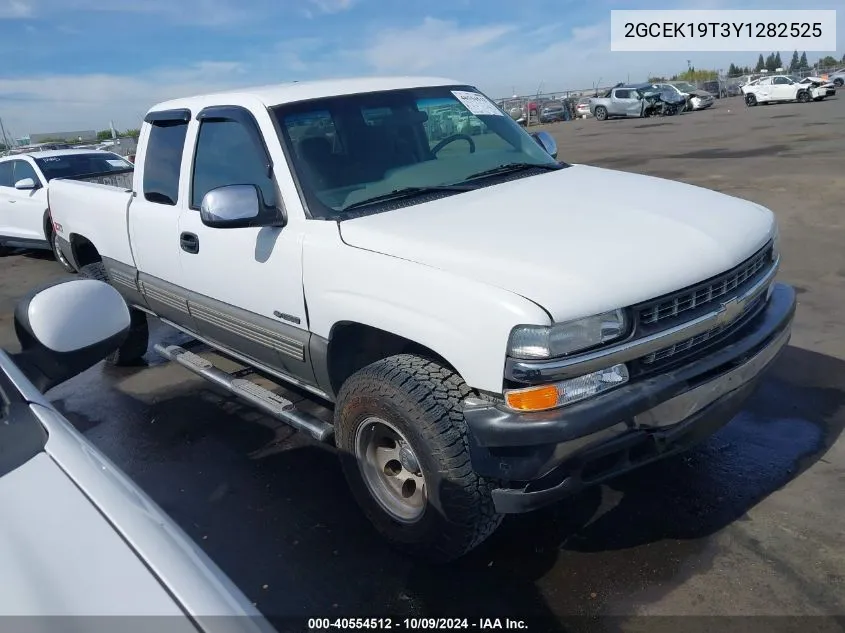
716;296;745;327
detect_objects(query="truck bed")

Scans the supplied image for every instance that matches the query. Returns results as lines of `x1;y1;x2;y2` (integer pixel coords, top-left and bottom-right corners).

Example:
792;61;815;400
48;174;136;269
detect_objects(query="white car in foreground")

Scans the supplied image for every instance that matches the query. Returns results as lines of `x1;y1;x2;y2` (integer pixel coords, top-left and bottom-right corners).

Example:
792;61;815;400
742;75;813;105
0;149;133;271
0;278;275;631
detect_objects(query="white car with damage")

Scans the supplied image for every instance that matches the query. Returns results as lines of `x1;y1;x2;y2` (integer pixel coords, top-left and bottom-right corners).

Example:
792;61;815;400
47;76;796;561
742;75;814;105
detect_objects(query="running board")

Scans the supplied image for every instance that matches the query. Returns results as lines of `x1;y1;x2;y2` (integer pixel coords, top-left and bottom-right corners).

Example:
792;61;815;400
153;343;334;443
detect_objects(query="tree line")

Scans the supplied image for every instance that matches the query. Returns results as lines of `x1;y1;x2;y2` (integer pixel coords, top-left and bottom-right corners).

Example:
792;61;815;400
729;51;845;77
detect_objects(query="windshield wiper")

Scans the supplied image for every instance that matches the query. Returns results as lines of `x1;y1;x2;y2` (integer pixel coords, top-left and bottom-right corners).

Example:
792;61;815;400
340;184;476;212
463;162;564;182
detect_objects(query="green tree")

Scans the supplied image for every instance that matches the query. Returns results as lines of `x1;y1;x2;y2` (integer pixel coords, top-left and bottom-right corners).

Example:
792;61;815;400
789;50;800;71
817;55;838;68
765;53;777;71
676;68;717;81
96;130;113;141
123;128;140;139
774;52;783;69
799;51;808;68
755;54;765;71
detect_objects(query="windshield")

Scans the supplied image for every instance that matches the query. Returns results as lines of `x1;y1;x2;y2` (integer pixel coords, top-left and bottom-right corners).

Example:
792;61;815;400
34;152;132;181
271;85;560;218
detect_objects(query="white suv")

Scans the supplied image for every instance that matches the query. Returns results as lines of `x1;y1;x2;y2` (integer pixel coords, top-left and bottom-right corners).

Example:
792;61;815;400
0;149;132;271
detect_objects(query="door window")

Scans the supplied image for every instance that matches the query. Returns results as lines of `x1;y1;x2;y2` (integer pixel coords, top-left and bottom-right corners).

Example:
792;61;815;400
615;89;631;99
143;120;189;206
12;160;39;186
191;119;276;208
0;162;13;188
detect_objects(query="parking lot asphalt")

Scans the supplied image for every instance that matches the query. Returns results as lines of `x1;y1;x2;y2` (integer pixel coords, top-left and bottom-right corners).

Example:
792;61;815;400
1;95;844;630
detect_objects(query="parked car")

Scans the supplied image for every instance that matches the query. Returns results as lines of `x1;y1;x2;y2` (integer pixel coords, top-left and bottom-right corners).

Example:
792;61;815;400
540;104;567;123
666;81;715;110
828;70;844;87
590;84;685;120
0;149;133;271
0;277;275;632
575;97;592;117
742;75;813;106
49;75;795;562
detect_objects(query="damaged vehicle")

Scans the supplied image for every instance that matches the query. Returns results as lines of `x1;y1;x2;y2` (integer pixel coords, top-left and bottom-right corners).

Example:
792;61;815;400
742;75;813;106
590;83;685;120
666;81;716;111
793;76;836;100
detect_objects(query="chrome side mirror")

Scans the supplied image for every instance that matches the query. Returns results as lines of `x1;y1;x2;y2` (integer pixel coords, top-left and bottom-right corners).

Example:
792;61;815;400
531;131;558;159
199;185;284;229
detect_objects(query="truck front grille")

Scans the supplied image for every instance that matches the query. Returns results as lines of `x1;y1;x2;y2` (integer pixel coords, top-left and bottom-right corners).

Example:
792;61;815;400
637;242;773;328
640;292;768;366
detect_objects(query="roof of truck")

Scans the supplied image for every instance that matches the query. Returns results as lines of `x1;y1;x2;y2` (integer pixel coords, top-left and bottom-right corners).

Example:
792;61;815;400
149;76;465;113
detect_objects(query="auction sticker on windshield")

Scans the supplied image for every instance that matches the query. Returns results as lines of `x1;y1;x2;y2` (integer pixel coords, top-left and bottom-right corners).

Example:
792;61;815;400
452;91;504;116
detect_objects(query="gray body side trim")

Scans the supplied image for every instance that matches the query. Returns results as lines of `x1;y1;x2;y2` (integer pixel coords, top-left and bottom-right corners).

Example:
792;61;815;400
308;335;334;398
158;317;331;402
137;272;199;333
99;262;327;400
102;257;148;311
182;289;317;386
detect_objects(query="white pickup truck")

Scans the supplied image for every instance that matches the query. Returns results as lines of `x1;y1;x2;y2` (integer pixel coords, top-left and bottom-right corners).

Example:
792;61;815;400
48;76;796;561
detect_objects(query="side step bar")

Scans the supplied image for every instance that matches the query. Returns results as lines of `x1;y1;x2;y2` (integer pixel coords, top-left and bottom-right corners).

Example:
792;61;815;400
153;343;334;443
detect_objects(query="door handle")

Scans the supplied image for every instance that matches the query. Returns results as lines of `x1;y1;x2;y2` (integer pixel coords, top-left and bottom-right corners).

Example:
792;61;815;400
180;232;199;254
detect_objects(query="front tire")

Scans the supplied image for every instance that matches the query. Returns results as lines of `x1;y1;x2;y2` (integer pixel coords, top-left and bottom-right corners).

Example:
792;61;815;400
79;262;149;366
745;93;757;107
834;78;843;88
797;90;811;103
594;106;608;121
334;354;502;562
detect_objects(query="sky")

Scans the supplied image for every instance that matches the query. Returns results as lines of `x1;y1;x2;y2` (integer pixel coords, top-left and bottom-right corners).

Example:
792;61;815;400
0;0;842;136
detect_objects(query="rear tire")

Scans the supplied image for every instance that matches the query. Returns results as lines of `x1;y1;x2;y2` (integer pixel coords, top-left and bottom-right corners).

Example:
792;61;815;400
50;229;76;273
334;354;502;563
79;262;149;366
834;78;844;87
594;106;608;121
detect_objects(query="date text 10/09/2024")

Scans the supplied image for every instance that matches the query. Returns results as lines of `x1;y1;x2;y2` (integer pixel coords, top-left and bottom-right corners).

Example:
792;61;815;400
307;618;529;630
624;22;823;39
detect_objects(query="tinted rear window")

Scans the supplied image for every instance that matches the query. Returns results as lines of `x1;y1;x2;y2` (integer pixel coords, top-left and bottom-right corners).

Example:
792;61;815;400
34;153;132;181
143;120;189;206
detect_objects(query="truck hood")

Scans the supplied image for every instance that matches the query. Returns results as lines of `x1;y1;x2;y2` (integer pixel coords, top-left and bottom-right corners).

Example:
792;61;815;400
338;164;775;322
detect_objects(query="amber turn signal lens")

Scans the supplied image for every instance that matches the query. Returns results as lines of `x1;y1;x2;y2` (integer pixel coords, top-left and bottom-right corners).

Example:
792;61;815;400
504;384;560;411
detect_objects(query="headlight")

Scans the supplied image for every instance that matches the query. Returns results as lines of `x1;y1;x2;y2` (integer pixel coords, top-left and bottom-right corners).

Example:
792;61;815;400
508;309;628;360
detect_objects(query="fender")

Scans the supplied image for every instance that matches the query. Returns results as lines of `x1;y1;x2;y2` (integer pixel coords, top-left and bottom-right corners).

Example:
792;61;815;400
303;224;551;394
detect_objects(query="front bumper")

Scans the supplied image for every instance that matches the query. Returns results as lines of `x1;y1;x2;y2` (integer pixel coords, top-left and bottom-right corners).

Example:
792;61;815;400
463;283;796;513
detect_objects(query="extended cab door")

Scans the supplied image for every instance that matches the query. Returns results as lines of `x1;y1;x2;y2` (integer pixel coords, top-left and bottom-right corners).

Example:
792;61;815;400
0;159;48;245
176;106;313;383
127;110;196;328
611;89;642;117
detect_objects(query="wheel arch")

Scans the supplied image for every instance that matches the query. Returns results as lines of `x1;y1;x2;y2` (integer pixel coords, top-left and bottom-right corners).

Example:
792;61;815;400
325;321;460;397
69;234;102;269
